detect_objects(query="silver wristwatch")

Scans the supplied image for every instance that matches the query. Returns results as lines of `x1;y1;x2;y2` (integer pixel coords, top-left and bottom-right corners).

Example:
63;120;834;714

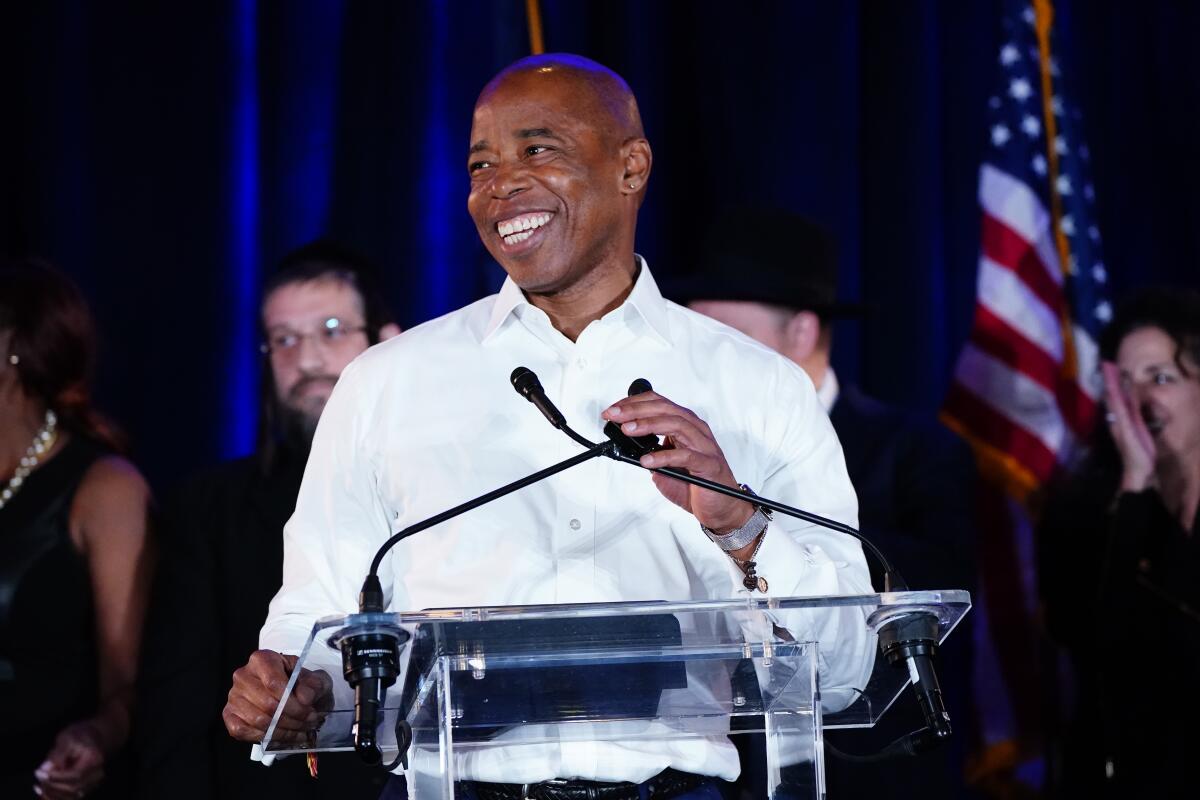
701;484;772;551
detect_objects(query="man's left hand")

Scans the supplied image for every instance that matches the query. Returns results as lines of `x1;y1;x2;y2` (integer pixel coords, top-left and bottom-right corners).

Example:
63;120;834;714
602;391;753;532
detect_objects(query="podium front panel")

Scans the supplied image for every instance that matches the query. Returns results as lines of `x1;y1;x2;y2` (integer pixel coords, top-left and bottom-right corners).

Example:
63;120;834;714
260;591;969;799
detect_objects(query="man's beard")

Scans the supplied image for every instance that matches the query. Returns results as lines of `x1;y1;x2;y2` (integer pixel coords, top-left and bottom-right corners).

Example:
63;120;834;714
275;375;338;454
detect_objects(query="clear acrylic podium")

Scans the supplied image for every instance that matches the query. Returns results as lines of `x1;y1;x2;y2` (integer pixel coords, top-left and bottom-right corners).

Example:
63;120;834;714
261;591;970;800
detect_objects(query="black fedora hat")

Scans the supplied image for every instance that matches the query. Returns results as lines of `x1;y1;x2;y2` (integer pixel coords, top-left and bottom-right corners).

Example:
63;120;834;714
667;208;867;317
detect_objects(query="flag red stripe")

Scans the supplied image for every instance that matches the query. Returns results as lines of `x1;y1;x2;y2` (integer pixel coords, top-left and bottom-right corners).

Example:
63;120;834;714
943;383;1058;482
969;305;1098;437
979;212;1063;313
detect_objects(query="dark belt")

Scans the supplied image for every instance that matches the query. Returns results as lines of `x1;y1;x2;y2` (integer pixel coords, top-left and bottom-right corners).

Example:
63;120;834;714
461;768;711;800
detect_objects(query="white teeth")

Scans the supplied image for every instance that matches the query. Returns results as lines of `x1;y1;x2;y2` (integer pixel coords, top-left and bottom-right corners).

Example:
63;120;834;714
502;230;535;245
497;212;553;239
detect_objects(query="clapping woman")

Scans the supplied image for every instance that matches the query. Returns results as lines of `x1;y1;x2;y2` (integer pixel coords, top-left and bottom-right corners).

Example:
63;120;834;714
1039;286;1200;797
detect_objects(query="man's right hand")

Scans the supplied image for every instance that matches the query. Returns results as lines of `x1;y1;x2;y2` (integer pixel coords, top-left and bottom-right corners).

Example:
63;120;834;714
223;649;331;744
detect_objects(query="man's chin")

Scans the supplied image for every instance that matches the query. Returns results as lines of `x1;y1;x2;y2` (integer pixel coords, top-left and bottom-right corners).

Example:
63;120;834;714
278;403;324;450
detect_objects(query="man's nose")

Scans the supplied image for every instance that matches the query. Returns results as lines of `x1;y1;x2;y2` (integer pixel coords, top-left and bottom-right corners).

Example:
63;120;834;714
490;160;530;199
296;334;326;372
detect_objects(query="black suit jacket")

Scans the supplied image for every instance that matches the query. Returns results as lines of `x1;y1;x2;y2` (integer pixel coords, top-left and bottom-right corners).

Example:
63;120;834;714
824;384;978;799
135;450;389;799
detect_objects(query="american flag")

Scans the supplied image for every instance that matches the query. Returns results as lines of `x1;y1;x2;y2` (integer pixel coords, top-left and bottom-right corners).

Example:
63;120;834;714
942;0;1110;502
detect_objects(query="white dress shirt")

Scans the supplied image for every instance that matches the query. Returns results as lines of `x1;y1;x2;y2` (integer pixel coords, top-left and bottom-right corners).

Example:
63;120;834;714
261;260;873;783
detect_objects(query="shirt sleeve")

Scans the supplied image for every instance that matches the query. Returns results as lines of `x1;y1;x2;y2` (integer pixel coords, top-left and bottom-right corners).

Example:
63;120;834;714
259;358;395;655
723;360;875;705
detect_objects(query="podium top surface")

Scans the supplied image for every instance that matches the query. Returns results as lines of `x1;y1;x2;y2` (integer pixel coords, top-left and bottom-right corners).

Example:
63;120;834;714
312;589;970;631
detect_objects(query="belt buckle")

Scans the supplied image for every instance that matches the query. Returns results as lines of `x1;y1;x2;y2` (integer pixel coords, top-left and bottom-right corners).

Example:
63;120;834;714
525;779;568;800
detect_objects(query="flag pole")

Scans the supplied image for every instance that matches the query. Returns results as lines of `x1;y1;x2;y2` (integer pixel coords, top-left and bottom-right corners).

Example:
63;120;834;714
1032;0;1080;383
525;0;545;55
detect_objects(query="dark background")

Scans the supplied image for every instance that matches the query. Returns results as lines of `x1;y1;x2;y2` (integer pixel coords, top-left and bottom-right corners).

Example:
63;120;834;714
2;0;1197;492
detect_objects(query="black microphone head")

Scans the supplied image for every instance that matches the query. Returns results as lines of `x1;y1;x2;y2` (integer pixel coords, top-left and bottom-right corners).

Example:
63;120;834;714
628;378;653;396
511;366;541;398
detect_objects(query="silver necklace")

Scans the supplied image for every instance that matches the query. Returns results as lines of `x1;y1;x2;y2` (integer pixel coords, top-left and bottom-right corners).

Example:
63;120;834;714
0;409;58;510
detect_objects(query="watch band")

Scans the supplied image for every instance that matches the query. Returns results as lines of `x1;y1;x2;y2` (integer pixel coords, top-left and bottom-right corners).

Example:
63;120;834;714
701;484;772;551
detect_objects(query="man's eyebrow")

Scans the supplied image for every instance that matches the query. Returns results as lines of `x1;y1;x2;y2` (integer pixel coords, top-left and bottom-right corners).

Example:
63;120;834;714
469;140;490;155
518;127;564;141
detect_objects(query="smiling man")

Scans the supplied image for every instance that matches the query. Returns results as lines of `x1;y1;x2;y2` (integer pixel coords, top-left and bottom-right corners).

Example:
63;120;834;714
223;55;873;800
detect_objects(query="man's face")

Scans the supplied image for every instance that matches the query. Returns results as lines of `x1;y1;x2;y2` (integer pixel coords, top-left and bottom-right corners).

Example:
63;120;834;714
262;278;370;434
466;71;625;294
687;300;791;353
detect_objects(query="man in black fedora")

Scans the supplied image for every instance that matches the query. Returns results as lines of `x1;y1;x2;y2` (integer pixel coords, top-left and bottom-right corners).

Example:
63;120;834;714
672;208;978;799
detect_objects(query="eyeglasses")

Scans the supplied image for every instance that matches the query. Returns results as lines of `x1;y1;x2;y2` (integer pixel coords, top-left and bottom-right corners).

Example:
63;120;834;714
260;317;368;356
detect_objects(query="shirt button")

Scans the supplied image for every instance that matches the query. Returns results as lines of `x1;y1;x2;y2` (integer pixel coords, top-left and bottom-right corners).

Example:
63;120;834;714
569;518;581;531
575;357;588;368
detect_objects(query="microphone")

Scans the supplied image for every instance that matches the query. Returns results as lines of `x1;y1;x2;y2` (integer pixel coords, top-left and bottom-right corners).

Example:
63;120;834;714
511;367;566;429
876;611;951;747
628;377;653;395
603;378;664;458
340;575;404;765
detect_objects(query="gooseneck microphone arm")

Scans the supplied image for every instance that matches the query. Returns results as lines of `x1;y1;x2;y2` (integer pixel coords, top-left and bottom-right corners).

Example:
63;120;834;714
346;370;617;765
601;448;907;592
365;445;610;583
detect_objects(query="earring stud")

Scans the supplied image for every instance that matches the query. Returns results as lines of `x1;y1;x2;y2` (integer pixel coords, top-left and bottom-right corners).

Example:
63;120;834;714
7;354;17;366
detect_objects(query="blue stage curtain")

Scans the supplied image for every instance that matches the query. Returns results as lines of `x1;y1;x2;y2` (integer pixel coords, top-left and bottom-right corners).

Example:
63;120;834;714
1;0;1197;487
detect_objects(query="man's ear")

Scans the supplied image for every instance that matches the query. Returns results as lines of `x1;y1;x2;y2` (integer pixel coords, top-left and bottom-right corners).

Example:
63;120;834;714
620;138;652;195
783;310;822;362
378;323;402;342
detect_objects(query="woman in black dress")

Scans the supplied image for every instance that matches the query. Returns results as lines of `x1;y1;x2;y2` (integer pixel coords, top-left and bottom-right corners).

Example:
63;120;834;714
1039;286;1200;797
0;259;154;799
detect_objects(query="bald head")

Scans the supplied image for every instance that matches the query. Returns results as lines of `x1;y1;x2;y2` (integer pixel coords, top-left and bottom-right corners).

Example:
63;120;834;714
479;54;644;144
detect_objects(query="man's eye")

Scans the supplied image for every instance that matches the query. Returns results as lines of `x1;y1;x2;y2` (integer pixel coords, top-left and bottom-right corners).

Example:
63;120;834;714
469;160;492;174
1153;371;1175;385
525;145;551;157
324;327;348;342
272;333;299;350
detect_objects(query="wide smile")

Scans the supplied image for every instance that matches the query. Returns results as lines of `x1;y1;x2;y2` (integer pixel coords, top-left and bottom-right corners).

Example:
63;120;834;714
495;211;556;254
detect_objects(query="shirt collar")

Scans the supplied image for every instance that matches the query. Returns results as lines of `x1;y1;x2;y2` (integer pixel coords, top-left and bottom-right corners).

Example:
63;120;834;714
816;366;839;414
481;255;672;346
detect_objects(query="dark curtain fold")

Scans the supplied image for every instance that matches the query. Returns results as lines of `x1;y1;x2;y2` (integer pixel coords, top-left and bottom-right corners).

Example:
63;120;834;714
1;0;1196;489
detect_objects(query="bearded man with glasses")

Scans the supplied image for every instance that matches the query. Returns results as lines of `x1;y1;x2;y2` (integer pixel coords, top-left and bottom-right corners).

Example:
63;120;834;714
135;241;400;800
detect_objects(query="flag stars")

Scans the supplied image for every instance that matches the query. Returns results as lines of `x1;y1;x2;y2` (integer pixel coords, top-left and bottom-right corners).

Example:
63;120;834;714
1022;6;1036;25
1088;225;1101;243
1055;135;1069;155
992;124;1012;147
1032;154;1047;175
1095;301;1113;323
1010;77;1034;102
1050;58;1061;77
1060;215;1076;236
989;96;1002;109
1092;263;1108;284
1000;43;1021;65
1056;175;1073;196
1084;183;1096;201
1051;96;1064;116
1022;115;1041;137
